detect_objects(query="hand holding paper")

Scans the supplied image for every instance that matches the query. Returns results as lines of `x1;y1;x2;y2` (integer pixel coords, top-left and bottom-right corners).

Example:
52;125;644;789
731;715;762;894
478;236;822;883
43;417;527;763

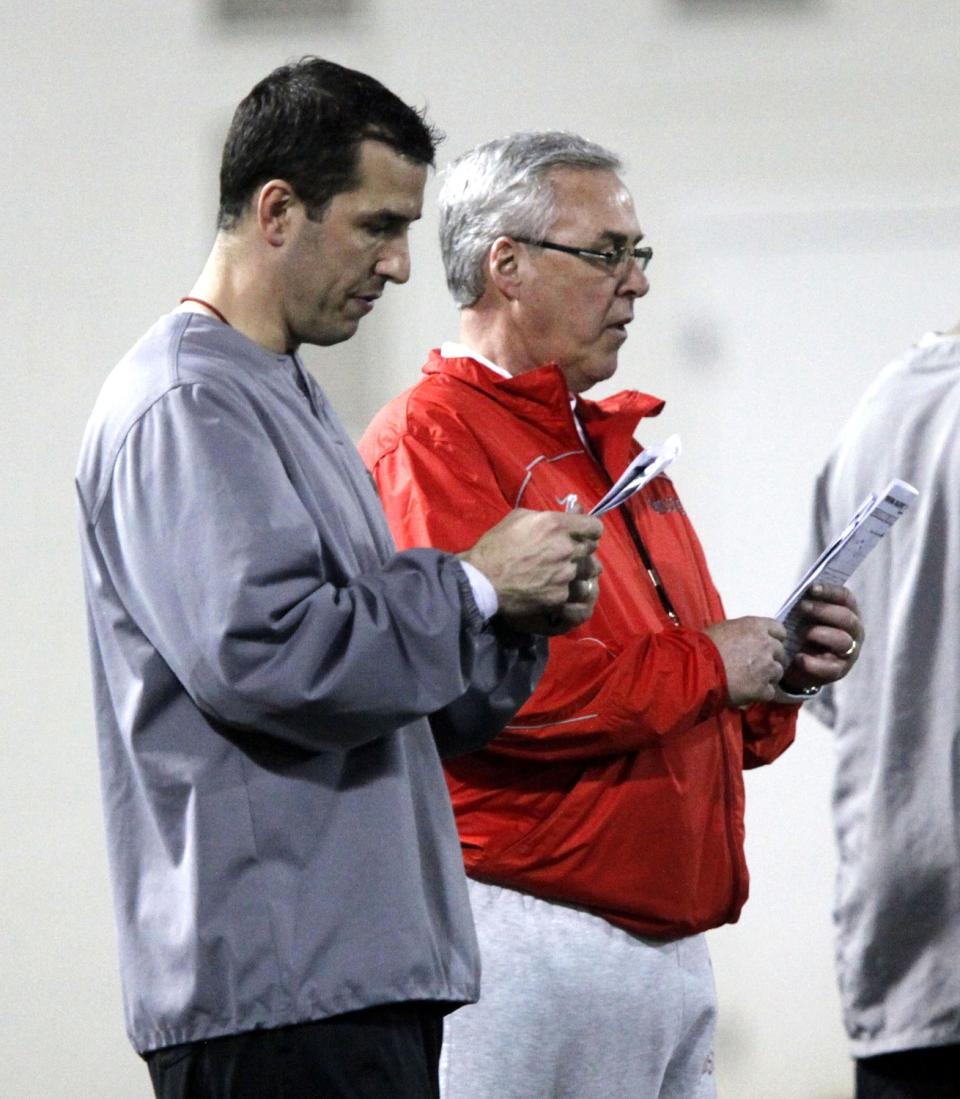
776;478;917;666
778;583;864;694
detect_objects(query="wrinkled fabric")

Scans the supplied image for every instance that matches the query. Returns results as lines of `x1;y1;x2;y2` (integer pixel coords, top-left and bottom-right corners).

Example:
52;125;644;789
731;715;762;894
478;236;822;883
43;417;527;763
807;332;960;1057
76;314;545;1054
440;881;717;1099
360;350;797;938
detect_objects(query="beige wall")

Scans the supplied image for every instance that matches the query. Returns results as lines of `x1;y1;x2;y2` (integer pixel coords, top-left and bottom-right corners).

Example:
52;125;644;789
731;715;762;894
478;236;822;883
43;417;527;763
4;2;958;1095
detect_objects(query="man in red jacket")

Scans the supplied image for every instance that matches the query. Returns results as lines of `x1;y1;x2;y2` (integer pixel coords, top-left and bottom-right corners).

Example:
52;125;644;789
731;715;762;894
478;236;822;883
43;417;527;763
360;131;863;1099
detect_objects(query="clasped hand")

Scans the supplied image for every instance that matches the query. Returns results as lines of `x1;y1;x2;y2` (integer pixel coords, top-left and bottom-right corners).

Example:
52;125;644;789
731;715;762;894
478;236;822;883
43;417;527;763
460;509;603;636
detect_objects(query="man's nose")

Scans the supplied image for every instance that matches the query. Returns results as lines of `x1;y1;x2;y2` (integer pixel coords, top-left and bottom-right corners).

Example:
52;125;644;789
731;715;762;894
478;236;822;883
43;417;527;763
375;236;411;284
619;259;649;298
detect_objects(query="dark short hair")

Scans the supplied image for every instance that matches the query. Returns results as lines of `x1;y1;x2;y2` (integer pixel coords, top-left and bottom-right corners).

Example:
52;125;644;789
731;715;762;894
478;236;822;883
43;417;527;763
217;57;441;229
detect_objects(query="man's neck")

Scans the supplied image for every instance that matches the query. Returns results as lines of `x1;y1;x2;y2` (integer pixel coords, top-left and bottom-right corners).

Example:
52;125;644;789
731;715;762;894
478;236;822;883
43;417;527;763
458;308;544;380
183;236;293;354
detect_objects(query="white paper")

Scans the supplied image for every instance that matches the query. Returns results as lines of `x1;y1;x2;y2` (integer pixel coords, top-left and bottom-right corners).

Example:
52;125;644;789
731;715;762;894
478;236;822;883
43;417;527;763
776;477;919;662
584;434;682;516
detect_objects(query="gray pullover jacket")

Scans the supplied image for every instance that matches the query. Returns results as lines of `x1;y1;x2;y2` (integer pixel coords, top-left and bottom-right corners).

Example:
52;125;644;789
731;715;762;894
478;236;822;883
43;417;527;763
808;332;960;1057
76;313;544;1054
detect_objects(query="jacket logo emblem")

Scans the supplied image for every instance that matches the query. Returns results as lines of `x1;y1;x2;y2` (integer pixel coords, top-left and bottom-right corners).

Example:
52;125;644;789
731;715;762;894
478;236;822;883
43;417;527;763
650;496;686;516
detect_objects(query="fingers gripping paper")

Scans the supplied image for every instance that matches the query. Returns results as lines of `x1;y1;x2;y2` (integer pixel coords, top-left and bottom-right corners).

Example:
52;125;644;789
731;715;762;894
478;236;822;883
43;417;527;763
776;478;919;663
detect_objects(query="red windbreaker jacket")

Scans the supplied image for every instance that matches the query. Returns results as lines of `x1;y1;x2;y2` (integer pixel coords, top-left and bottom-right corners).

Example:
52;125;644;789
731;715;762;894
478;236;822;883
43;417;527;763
360;351;797;938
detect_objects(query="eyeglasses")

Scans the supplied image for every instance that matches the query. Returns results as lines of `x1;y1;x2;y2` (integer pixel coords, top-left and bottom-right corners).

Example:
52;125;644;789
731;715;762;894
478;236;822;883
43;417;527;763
514;237;653;276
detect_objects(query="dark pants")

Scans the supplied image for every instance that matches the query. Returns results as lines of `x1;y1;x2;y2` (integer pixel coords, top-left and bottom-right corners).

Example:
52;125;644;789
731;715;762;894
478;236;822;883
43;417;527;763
856;1043;960;1099
146;1002;445;1099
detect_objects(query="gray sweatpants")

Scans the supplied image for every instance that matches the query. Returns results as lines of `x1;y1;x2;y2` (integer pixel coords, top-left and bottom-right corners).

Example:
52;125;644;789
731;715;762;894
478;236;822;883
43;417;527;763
441;879;717;1099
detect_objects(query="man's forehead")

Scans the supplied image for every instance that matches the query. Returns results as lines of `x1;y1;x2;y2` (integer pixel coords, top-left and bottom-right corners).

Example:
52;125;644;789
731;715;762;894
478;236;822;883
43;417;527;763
351;138;427;210
547;166;642;239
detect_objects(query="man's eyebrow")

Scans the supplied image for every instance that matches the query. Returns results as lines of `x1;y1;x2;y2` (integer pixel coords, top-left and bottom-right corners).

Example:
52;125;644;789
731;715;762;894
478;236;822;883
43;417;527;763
363;209;422;227
596;229;645;247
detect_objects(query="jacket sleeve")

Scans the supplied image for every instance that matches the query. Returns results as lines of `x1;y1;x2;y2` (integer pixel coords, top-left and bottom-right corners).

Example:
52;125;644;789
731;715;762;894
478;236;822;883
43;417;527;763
367;425;730;762
739;701;799;768
90;382;504;752
429;624;548;757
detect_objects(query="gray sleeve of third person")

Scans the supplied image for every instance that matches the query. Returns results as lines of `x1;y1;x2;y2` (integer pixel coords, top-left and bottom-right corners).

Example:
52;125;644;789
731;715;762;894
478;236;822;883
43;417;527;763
90;381;496;752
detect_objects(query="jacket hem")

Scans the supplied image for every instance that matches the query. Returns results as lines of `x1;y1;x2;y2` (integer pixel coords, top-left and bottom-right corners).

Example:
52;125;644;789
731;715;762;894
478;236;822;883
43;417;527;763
848;1025;960;1060
132;984;480;1056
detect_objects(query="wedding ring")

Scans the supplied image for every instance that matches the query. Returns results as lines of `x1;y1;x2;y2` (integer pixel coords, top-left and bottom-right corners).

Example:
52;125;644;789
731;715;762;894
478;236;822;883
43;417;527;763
842;638;859;659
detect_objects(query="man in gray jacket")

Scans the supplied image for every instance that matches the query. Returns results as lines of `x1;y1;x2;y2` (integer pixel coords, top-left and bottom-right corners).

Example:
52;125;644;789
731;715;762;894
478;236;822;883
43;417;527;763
76;58;601;1099
807;324;960;1099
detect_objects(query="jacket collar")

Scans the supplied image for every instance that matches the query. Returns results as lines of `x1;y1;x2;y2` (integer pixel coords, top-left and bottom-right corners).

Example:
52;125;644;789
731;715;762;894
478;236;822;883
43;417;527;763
424;348;666;478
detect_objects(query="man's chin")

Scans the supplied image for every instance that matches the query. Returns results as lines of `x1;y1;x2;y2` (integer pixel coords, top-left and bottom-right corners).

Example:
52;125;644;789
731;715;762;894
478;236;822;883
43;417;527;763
302;318;361;348
573;356;620;393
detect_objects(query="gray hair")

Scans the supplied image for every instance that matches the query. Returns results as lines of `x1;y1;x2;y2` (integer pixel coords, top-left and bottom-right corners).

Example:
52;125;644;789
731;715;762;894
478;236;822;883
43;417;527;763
438;131;623;308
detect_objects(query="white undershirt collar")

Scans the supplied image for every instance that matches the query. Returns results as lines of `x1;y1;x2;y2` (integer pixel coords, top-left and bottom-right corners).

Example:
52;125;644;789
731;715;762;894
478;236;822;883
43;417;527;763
440;340;513;379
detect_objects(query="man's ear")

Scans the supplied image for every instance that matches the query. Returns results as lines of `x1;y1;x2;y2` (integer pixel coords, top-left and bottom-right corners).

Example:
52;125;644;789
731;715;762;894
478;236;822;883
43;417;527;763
256;180;296;247
487;236;523;300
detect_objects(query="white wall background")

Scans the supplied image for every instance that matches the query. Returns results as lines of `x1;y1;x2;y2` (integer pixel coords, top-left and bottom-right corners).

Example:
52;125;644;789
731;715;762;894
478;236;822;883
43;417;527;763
3;2;959;1096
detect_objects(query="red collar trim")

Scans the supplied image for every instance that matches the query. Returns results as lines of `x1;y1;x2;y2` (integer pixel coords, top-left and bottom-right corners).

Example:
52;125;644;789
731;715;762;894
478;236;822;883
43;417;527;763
424;348;665;427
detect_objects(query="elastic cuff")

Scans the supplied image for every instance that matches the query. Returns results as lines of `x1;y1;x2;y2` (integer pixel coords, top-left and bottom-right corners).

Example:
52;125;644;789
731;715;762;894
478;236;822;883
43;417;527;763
450;558;487;631
774;682;821;704
456;559;498;621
